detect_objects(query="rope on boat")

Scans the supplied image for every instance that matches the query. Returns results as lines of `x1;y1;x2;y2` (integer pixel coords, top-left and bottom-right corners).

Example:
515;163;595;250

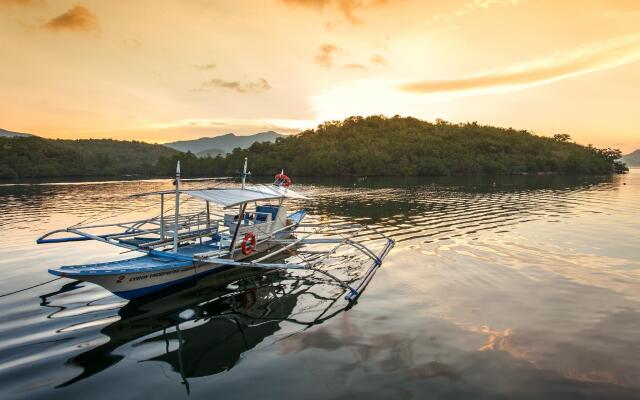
0;277;62;298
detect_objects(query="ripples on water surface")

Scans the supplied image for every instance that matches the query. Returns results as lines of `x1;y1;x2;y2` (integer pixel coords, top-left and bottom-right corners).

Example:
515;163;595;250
0;171;639;399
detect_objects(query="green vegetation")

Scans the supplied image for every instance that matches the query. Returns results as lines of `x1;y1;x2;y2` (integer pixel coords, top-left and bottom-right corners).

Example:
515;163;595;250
196;148;225;158
0;137;176;179
1;116;628;179
157;116;628;177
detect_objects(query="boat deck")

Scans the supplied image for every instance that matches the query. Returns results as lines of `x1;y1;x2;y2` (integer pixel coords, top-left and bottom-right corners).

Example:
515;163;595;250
49;255;194;277
49;211;306;277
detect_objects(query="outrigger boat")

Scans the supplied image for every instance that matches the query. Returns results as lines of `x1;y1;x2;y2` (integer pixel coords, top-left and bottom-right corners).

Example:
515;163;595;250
37;159;394;302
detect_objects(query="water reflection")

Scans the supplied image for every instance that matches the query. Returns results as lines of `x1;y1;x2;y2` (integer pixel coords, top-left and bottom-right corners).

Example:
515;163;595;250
302;174;622;244
0;172;638;399
47;267;350;391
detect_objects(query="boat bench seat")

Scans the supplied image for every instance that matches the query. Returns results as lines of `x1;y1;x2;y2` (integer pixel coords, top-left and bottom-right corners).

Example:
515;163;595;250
256;205;279;220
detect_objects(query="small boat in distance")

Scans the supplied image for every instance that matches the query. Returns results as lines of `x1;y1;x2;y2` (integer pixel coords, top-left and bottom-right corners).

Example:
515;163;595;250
37;159;394;301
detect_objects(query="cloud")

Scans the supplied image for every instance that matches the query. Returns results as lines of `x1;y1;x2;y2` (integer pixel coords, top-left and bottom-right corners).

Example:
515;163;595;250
202;78;272;93
44;5;99;32
194;63;216;70
335;0;366;24
0;0;39;6
122;36;142;49
370;54;388;66
343;63;368;70
429;0;526;26
281;0;331;10
316;45;385;70
315;43;340;67
398;34;640;95
281;0;393;24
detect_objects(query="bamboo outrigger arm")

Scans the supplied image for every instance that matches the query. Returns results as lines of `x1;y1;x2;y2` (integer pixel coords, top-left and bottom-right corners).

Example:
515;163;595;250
196;229;395;302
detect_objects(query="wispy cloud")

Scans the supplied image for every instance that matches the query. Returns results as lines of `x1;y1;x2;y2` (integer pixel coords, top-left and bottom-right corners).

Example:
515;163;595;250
281;0;330;10
44;5;99;32
281;0;394;25
202;78;272;93
343;63;368;70
335;0;368;24
194;63;216;70
399;34;640;95
0;0;39;6
122;36;142;50
429;0;526;26
315;43;340;67
370;54;388;66
316;46;387;70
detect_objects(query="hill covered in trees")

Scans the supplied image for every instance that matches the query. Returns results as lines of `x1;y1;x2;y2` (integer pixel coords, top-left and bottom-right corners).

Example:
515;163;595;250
158;116;627;177
1;116;627;179
0;136;176;179
0;128;33;138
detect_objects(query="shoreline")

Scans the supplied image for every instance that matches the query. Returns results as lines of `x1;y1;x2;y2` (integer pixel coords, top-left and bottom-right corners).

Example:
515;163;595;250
1;169;635;186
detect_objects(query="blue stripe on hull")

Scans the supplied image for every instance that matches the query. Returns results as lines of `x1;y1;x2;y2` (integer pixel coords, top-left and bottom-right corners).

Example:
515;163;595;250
288;210;306;224
113;266;232;299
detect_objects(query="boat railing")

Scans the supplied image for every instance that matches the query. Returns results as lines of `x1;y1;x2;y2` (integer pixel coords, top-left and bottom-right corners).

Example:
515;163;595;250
139;225;219;249
37;210;222;248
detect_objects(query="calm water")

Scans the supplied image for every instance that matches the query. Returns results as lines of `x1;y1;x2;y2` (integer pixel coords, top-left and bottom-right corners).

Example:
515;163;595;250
0;171;639;399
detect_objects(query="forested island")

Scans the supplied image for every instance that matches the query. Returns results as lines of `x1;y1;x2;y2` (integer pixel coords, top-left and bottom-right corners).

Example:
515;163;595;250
0;138;176;178
0;116;628;179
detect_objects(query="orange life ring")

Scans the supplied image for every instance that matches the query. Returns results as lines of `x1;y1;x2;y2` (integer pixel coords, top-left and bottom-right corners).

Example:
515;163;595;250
241;232;257;255
274;173;292;187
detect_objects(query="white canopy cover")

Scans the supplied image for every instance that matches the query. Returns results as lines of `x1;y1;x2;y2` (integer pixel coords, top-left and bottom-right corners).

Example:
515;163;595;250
183;184;309;208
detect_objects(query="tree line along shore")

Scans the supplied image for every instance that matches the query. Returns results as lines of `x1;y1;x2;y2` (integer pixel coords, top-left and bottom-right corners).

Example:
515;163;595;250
0;116;628;179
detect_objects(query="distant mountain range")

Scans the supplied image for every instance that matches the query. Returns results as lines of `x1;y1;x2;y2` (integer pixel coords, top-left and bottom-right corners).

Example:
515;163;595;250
164;131;284;154
621;149;640;167
0;128;33;138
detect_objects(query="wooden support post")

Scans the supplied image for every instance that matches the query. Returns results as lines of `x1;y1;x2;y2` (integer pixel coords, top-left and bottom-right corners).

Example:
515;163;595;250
173;161;180;253
206;201;210;229
160;193;165;239
229;202;247;256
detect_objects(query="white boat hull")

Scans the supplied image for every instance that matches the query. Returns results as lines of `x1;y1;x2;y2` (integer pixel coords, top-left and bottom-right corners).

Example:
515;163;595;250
52;239;287;299
82;262;228;299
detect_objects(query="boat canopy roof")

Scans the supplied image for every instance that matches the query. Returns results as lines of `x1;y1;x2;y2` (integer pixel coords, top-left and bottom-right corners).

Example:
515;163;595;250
131;185;309;208
186;185;309;208
134;184;309;208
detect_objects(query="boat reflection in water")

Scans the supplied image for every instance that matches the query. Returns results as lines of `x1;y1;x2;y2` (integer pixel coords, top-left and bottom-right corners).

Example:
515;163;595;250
44;265;350;393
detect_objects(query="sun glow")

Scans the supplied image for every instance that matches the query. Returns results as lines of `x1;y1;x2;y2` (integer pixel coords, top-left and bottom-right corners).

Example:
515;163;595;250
1;0;639;150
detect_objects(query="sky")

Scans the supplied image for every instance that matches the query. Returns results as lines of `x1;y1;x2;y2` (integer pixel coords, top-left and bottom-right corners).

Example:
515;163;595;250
1;0;639;151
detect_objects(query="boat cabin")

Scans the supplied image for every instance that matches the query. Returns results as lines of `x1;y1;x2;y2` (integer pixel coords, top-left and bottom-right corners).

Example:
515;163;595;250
223;203;288;238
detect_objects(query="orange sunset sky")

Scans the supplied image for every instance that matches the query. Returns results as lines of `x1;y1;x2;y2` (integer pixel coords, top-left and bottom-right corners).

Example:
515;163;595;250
1;0;639;151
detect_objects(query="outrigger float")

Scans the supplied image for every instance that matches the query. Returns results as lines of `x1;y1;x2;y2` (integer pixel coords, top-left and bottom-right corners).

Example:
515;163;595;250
37;159;394;302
